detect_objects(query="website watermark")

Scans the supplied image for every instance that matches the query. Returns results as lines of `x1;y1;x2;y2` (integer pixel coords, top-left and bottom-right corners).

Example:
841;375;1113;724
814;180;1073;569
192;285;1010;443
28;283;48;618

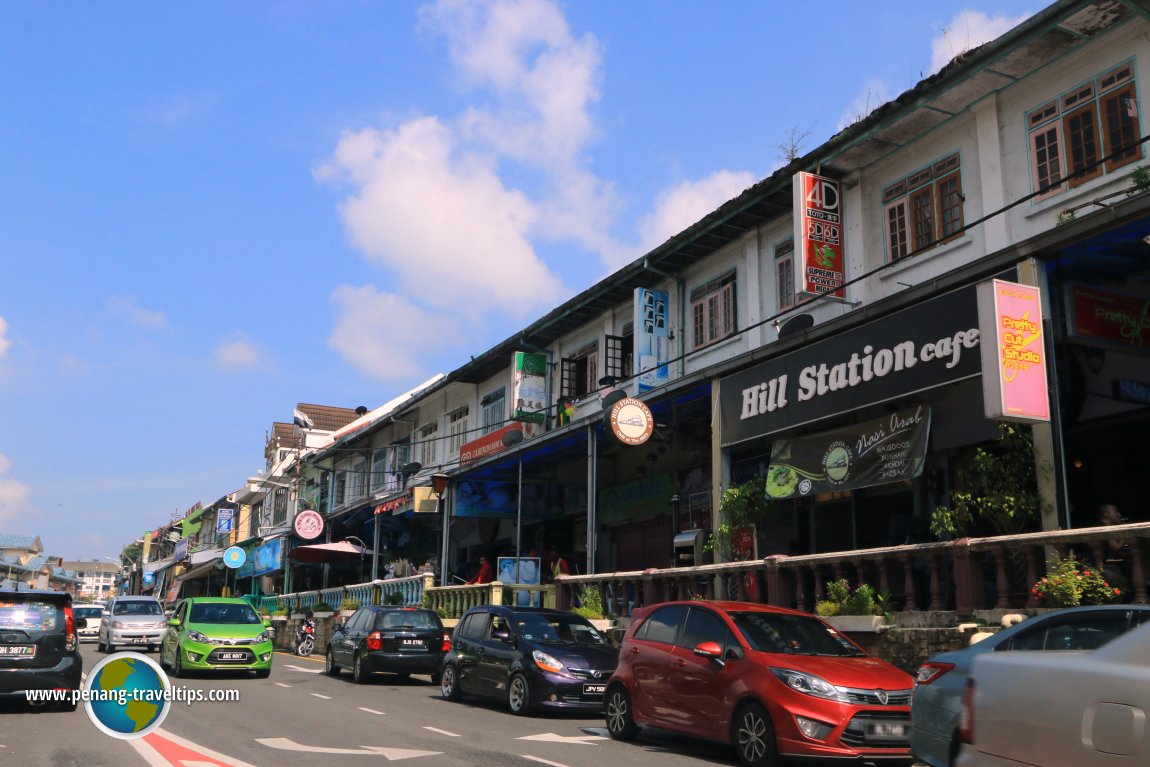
25;685;239;707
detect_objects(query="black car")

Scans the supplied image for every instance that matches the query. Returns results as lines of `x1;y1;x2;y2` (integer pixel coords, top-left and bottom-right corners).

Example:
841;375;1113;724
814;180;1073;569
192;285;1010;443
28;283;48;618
324;605;448;684
0;589;84;711
441;605;618;715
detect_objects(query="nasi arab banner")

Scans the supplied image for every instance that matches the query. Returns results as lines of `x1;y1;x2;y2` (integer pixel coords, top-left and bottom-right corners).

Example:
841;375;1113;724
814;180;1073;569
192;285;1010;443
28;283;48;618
765;406;931;499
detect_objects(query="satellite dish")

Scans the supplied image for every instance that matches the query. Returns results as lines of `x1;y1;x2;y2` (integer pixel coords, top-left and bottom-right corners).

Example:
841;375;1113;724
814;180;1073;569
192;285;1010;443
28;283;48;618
501;428;524;447
600;390;627;411
778;313;814;338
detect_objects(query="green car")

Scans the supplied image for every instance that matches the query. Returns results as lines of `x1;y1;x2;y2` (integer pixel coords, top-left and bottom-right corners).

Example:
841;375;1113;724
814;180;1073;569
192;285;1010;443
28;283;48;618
159;597;273;678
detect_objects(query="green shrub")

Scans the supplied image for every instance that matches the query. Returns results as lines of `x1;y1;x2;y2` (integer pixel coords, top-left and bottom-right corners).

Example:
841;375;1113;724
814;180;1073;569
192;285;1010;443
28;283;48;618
312;601;335;613
815;578;885;617
571;584;605;620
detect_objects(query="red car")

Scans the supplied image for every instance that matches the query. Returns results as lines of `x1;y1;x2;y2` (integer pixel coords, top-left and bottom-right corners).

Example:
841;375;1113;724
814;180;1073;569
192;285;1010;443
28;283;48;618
604;600;914;767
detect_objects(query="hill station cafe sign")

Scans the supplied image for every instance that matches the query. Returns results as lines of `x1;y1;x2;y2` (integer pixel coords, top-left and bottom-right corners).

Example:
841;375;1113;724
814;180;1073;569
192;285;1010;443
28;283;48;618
718;278;1049;499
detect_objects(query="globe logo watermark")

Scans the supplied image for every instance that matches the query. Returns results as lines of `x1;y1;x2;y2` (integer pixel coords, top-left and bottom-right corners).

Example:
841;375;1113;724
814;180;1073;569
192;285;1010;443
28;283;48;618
83;652;172;739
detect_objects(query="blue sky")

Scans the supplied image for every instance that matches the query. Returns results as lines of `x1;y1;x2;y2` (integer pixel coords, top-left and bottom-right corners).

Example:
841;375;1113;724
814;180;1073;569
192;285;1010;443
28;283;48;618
0;0;1042;561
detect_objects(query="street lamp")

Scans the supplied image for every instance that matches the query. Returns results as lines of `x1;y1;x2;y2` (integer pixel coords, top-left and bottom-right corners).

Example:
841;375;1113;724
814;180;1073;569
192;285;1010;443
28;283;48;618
432;472;450;587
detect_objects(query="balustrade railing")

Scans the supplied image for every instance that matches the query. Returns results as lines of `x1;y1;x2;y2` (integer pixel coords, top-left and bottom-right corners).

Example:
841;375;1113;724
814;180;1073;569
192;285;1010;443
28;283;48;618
254;573;433;614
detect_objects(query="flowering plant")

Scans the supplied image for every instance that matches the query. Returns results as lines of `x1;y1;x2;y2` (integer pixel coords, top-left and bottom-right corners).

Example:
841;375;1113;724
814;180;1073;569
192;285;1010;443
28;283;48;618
815;578;885;617
1032;553;1120;607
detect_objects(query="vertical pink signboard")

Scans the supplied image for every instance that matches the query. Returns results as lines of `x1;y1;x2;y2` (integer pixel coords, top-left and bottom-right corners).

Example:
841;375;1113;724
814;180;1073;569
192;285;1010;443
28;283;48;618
977;279;1050;422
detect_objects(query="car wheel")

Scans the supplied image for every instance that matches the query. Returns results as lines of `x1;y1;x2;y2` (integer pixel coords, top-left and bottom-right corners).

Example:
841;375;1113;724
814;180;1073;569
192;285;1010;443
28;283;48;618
605;685;639;741
96;639;105;653
254;668;271;679
105;643;115;654
440;663;461;701
173;650;185;679
507;672;532;716
352;653;369;684
732;701;779;767
324;649;340;676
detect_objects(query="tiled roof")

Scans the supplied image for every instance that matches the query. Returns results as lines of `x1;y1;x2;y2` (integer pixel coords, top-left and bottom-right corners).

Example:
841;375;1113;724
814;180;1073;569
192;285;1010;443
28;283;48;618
296;403;362;432
0;534;42;550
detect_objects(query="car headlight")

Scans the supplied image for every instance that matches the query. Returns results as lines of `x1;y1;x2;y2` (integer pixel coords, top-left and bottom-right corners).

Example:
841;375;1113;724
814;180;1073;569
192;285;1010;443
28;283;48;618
770;667;849;702
188;630;212;643
256;631;270;643
112;621;126;629
532;650;564;673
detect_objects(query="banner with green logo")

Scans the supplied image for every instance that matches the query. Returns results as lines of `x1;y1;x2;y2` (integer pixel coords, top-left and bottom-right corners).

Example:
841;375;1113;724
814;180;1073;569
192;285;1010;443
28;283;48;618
765;405;931;499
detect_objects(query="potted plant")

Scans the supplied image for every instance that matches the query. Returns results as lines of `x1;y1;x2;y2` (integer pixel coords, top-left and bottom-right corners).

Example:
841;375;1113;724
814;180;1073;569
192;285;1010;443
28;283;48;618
571;584;613;631
339;596;361;616
815;578;888;633
311;601;335;617
1032;553;1121;607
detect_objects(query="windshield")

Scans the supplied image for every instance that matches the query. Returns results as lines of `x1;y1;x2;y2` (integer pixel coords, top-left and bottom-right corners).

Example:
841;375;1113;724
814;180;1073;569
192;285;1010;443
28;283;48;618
112;600;163;616
0;600;61;631
729;611;866;657
189;603;261;624
515;612;610;646
74;607;104;619
375;610;440;630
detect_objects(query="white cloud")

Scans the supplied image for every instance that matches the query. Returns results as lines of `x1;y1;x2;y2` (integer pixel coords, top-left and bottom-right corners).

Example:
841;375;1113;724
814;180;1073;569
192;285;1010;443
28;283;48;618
930;10;1032;74
0;454;30;524
106;296;167;329
0;316;10;358
329;285;463;381
213;333;264;370
634;171;757;262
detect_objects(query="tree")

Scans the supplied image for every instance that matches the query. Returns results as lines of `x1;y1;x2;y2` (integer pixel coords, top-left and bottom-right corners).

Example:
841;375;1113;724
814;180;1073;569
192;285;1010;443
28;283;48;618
930;423;1046;539
707;475;781;561
776;125;815;165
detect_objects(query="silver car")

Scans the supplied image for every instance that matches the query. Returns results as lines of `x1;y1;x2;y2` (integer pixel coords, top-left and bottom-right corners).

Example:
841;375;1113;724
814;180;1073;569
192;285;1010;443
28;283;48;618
97;595;167;652
956;621;1150;765
910;606;1150;767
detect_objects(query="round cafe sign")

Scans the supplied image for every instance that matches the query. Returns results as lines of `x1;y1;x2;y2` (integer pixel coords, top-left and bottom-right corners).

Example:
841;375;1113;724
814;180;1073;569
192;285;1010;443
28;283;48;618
293;509;324;540
608;397;655;446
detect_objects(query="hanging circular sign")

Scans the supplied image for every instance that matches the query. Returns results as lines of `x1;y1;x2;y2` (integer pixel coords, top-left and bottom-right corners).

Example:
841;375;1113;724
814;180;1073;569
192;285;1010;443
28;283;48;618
223;546;246;569
293;509;325;540
608;397;655;446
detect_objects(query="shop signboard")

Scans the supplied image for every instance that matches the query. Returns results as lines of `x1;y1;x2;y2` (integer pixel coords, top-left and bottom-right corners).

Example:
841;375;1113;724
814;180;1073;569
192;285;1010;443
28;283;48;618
512;352;548;423
453;480;561;518
216;508;234;534
719;284;982;446
793;171;845;298
1067;282;1150;350
238;537;282;578
765;405;931;499
634;287;670;392
977;279;1050;422
597;473;675;526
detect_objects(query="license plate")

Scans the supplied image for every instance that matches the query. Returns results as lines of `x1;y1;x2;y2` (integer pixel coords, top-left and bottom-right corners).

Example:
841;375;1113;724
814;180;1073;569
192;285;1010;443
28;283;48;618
219;651;247;660
400;639;425;648
866;722;907;740
129;638;148;643
0;645;35;657
583;683;606;696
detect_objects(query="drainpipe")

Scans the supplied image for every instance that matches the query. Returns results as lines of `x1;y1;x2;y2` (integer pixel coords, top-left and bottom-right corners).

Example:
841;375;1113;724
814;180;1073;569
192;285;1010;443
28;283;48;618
642;259;686;378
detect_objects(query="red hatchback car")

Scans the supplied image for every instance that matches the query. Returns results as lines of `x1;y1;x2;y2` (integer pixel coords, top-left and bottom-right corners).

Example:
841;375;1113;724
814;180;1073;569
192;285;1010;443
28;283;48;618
604;601;915;767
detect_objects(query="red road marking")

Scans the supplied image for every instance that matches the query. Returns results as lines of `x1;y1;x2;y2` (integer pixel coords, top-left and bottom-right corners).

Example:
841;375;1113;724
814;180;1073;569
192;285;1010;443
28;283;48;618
138;730;253;767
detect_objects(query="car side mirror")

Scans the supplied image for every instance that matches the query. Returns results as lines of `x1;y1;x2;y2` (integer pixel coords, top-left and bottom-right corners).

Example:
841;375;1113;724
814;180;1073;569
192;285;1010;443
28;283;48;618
332;622;343;633
167;617;181;628
492;630;512;643
692;641;724;665
262;618;272;628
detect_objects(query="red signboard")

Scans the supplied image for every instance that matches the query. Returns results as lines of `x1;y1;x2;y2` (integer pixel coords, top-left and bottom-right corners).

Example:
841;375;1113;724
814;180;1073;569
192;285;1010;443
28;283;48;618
374;492;412;516
459;423;519;465
794;172;845;298
1069;283;1150;349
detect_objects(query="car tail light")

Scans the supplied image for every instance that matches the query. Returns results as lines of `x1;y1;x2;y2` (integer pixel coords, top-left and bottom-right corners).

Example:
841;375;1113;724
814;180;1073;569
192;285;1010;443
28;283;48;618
441;632;451;653
64;604;78;651
915;661;955;684
958;678;975;744
367;631;382;651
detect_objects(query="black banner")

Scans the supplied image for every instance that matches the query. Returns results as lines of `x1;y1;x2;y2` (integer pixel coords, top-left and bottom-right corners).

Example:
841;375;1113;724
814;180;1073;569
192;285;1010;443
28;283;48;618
765;405;931;499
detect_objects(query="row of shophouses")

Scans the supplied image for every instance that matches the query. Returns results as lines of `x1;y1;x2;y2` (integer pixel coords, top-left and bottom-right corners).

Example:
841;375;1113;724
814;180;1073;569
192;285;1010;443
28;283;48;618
136;0;1150;609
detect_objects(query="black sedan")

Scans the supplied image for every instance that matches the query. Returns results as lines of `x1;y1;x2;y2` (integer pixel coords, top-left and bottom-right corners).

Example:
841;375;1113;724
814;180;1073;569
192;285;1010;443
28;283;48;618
324;606;449;684
440;605;618;715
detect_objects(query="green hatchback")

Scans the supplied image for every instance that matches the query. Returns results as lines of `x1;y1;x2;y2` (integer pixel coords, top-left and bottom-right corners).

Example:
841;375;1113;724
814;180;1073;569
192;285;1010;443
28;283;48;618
159;597;273;678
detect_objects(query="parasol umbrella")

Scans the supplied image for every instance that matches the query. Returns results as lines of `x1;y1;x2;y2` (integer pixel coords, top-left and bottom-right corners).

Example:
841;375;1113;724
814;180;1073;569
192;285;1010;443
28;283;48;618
287;540;375;564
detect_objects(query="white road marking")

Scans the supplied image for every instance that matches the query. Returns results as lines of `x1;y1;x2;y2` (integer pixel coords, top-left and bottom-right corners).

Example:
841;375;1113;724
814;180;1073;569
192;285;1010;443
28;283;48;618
517;733;607;745
282;664;322;673
422;726;459;737
359;707;386;715
129;728;260;767
275;682;291;688
310;693;332;699
256;738;442;759
520;757;571;767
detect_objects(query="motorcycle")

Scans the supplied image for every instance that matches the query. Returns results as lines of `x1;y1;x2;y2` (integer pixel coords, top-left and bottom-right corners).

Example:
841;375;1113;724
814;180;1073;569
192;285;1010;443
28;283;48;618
294;618;316;656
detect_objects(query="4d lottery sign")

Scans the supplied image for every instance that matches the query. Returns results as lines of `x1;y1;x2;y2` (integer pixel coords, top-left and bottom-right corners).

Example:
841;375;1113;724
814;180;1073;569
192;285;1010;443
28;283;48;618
793;172;845;299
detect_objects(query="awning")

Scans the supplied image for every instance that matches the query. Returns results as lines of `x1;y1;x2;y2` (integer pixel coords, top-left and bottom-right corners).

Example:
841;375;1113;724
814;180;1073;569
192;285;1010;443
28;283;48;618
178;559;225;581
287;540;375;564
190;548;225;566
143;557;176;575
